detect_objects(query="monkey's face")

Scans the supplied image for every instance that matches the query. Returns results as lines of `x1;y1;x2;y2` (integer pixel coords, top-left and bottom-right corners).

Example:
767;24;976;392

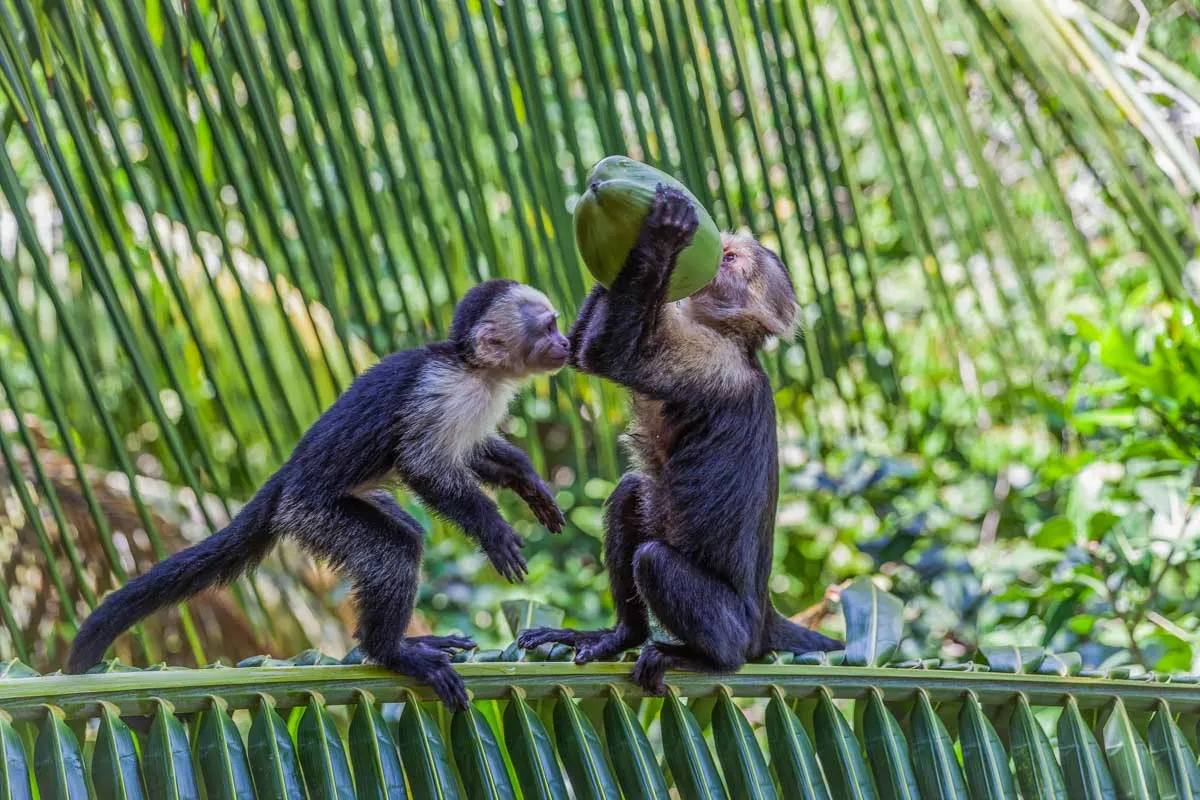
472;286;569;376
685;233;799;345
517;299;570;373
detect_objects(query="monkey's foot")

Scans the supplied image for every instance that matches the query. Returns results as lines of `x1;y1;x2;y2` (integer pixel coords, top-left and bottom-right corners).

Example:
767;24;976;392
771;630;843;656
517;625;644;665
407;635;476;655
372;643;470;711
630;645;670;696
425;663;470;712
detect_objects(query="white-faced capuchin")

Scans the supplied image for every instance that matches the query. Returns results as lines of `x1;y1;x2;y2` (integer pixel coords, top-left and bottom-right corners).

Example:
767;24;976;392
519;186;841;693
67;280;568;709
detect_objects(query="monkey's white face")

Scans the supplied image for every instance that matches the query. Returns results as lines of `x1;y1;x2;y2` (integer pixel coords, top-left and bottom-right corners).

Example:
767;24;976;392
684;233;798;342
517;300;570;372
472;286;569;376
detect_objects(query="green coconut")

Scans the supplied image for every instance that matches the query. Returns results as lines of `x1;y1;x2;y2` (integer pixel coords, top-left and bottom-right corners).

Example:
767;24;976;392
573;156;720;301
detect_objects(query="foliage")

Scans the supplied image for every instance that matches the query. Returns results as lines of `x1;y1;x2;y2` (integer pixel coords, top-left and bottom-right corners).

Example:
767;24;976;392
0;0;1196;676
7;582;1200;797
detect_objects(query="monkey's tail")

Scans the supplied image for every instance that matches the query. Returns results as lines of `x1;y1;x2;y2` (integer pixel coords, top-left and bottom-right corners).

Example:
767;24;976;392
765;610;842;655
65;476;285;674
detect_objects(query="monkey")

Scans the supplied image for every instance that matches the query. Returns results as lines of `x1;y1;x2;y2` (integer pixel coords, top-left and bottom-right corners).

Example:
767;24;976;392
518;186;841;693
67;279;569;709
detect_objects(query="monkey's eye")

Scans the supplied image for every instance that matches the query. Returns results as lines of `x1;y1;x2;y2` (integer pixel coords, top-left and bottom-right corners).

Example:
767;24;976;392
545;317;558;333
722;251;736;265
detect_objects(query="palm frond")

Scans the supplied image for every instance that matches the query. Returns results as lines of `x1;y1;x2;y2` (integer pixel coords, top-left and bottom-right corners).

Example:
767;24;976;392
0;0;1195;669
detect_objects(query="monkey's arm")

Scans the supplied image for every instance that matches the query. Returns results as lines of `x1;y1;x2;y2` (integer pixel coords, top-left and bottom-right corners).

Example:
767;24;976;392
470;437;565;533
406;471;528;582
574;186;697;394
567;283;606;368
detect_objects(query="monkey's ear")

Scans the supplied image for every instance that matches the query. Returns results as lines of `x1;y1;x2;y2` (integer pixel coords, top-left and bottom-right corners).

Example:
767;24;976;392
473;322;509;365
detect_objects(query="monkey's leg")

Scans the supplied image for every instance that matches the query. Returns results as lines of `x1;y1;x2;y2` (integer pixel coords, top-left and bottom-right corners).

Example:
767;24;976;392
631;540;754;690
517;474;652;662
360;490;480;657
297;494;470;709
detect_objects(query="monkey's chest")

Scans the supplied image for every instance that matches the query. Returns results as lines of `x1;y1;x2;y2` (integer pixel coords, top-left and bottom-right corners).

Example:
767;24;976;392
623;396;677;475
411;367;516;465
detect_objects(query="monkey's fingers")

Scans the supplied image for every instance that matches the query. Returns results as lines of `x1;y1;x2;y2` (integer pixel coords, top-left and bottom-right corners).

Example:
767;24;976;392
410;634;476;653
631;648;669;696
530;493;567;533
517;627;576;650
490;542;528;583
429;667;470;712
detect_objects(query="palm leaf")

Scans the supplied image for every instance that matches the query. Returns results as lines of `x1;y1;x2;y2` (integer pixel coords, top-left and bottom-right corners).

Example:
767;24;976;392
0;0;1196;672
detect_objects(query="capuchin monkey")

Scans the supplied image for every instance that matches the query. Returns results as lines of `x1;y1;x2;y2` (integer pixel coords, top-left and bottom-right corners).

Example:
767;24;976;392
519;186;841;693
67;280;568;709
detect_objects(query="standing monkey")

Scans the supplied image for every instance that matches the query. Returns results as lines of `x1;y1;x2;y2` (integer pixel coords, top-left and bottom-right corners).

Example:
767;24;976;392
520;187;840;692
68;280;568;709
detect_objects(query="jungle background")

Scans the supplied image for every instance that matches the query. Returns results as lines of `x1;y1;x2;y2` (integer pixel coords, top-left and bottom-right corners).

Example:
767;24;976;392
0;0;1197;676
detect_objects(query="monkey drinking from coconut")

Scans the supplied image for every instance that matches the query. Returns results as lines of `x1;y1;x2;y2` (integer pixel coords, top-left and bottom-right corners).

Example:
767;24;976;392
68;280;568;709
519;186;841;693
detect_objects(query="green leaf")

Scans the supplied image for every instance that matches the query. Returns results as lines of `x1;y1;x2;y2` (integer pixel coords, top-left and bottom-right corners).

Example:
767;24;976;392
397;694;460;799
501;600;565;638
1034;516;1077;548
813;689;877;800
196;698;254;800
451;703;516;800
33;708;88;800
0;714;32;800
842;578;903;666
663;690;728;800
957;693;1016;800
348;693;407;799
551;688;618;800
712;686;776;799
1007;694;1067;800
602;688;669;800
247;697;306;800
1058;696;1117;799
1100;698;1157;800
0;662;38;680
764;688;827;800
503;689;567;799
144;700;200;800
860;688;918;800
980;646;1045;674
297;694;355;800
910;690;968;800
1147;700;1200;800
91;705;145;800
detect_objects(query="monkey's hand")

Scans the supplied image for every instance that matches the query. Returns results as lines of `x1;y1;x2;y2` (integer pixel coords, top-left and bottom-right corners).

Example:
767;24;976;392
639;184;699;261
483;526;528;583
519;476;566;533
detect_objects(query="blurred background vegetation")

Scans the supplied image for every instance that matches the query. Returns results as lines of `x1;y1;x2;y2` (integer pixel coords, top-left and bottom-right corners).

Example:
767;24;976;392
0;0;1196;674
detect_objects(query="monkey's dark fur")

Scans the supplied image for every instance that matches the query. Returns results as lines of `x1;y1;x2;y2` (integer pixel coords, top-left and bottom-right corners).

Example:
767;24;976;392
67;280;568;708
519;186;841;692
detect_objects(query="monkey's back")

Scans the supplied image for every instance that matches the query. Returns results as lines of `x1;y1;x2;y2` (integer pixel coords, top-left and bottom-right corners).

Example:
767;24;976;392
282;348;435;496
